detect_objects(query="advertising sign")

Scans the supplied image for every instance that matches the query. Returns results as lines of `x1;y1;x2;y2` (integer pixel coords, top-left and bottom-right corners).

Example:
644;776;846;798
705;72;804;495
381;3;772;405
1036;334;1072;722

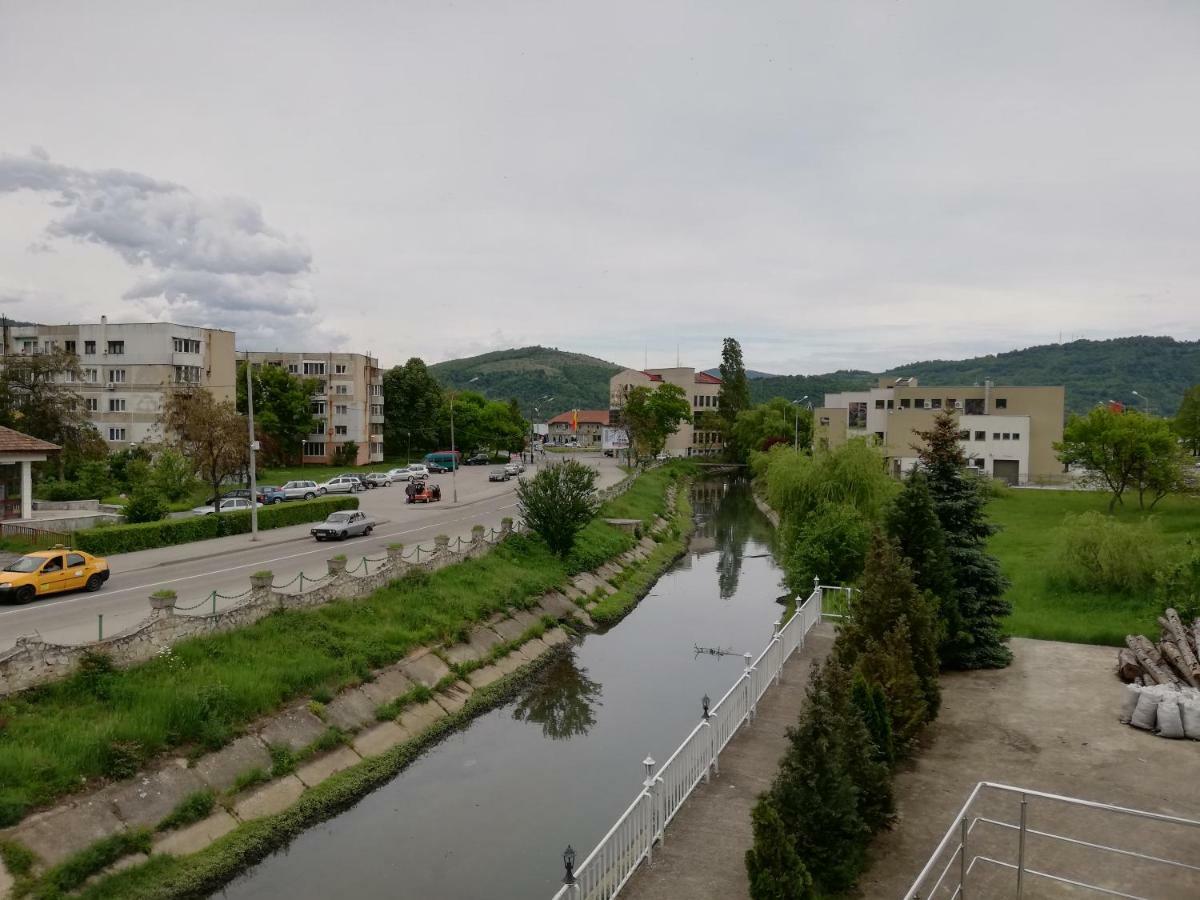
602;427;630;451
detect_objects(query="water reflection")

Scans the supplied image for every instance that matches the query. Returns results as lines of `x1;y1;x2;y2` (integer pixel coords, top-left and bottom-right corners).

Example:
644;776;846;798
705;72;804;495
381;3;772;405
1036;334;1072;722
692;479;775;598
512;652;602;740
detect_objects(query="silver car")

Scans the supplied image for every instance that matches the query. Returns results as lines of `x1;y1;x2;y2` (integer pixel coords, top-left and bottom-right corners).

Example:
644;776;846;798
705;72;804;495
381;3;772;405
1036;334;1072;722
311;510;374;541
362;473;392;488
317;476;363;495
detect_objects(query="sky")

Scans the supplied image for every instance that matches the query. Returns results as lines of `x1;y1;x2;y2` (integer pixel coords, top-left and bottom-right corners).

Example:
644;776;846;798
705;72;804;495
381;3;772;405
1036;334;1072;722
1;1;1198;375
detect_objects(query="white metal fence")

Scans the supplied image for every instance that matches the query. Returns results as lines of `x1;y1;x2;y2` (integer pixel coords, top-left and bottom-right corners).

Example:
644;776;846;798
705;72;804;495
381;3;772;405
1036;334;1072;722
903;781;1200;900
550;582;832;900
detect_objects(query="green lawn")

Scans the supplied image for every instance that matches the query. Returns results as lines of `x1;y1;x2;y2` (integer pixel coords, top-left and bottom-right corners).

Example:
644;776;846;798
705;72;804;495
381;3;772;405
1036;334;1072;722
988;489;1200;646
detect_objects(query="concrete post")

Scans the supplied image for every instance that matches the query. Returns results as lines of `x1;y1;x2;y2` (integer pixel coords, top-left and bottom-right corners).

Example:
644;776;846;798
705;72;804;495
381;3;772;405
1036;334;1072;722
471;524;486;547
744;652;756;722
387;544;405;565
249;572;272;591
434;534;450;557
500;517;514;536
642;755;658;860
20;460;32;520
327;556;347;577
149;590;177;615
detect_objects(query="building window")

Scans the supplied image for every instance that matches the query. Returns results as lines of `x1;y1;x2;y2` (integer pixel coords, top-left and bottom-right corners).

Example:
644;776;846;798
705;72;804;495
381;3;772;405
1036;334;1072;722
335;425;348;436
974;458;985;468
174;365;201;383
875;399;884;409
86;397;98;411
1002;433;1011;440
900;398;911;409
19;340;37;354
335;404;348;415
995;398;1007;409
82;368;98;382
107;340;124;355
874;431;885;442
64;340;76;354
108;398;126;412
370;404;383;415
974;430;986;440
108;427;126;441
931;398;942;409
1013;432;1020;440
334;364;347;375
887;399;894;410
312;401;326;415
108;369;126;383
370;424;383;436
303;362;326;376
369;384;381;396
173;337;201;353
965;398;985;415
287;363;299;374
958;430;969;440
992;432;1000;440
84;340;96;355
335;384;349;395
914;398;925;409
303;441;325;457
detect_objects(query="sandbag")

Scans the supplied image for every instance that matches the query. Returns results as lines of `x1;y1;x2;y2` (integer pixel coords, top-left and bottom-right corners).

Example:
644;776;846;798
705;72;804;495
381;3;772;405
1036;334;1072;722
1130;689;1160;730
1157;697;1185;739
1119;684;1141;724
1180;697;1200;740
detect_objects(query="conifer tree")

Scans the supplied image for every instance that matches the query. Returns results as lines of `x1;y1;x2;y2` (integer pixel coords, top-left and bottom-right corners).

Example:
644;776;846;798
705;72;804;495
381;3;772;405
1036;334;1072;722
914;412;1013;669
745;798;815;900
851;670;894;765
855;622;929;753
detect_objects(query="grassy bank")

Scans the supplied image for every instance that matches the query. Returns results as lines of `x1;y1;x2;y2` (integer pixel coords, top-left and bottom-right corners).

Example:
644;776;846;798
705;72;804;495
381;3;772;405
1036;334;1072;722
0;464;689;827
989;489;1200;645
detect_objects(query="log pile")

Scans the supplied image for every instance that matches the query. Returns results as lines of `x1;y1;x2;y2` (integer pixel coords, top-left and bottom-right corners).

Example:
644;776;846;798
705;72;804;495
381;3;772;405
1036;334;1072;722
1119;608;1200;688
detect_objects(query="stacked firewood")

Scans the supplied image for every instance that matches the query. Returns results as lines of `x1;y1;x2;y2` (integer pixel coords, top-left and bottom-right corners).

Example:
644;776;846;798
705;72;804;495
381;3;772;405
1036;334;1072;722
1119;608;1200;687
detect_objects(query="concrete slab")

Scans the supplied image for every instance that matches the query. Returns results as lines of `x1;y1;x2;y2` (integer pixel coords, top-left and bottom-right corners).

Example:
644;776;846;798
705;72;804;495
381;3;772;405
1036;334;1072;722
494;651;526;676
466;664;504;689
10;794;126;867
535;591;578;620
358;667;415;706
400;649;452;688
490;616;528;642
575;610;595;629
351;721;408;758
322;688;379;732
0;858;11;898
541;627;570;648
513;637;551;663
105;763;208;830
397;699;444;736
433;681;474;715
561;585;586;602
194;735;271;793
295;746;361;788
571;572;602;595
152;810;238;856
257;706;328;753
232;775;305;822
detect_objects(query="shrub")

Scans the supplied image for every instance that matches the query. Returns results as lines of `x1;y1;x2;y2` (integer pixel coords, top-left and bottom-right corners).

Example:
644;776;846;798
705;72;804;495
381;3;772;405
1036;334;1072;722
780;501;871;594
332;441;358;467
517;459;600;557
123;488;169;524
74;496;358;555
746;798;814;900
757;439;896;524
152;448;197;502
1155;541;1200;622
1057;511;1165;593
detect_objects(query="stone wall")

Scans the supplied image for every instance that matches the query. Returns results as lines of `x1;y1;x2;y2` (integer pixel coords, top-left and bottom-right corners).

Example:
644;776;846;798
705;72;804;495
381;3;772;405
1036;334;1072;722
0;522;516;697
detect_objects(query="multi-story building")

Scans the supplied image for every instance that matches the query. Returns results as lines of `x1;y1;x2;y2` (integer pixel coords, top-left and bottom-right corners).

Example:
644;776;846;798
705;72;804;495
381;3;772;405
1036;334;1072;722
2;317;236;447
546;410;609;447
608;367;724;457
814;376;1066;484
243;351;384;465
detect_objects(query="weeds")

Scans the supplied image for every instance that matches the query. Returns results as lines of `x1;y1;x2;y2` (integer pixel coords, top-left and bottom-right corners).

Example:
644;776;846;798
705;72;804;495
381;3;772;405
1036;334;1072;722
156;790;215;832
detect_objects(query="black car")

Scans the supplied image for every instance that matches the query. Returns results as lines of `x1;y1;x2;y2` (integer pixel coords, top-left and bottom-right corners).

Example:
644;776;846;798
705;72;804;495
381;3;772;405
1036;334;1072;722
426;461;449;474
466;453;491;466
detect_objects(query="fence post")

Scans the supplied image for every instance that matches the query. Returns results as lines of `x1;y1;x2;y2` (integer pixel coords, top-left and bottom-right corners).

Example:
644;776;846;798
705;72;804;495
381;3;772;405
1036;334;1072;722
97;614;103;641
772;619;782;685
643;755;657;862
1016;793;1028;898
959;816;969;899
743;652;755;723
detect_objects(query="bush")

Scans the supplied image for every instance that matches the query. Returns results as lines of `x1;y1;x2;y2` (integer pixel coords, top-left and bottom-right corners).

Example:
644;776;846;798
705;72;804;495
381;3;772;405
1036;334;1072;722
756;439;896;524
332;441;359;467
517;459;600;556
1057;511;1165;593
74;496;358;555
1156;541;1200;622
151;448;197;502
780;501;871;594
123;488;169;524
746;798;814;900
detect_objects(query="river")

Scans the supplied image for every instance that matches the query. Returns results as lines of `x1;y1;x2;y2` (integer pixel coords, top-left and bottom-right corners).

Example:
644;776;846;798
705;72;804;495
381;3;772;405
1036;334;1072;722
219;478;782;900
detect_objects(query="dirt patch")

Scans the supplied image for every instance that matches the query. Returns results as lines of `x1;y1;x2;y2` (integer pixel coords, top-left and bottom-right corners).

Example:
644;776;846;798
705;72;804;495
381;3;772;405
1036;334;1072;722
859;637;1200;898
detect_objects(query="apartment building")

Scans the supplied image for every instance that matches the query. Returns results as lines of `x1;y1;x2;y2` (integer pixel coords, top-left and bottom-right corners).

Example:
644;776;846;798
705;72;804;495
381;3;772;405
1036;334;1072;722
814;376;1066;484
546;410;609;447
2;318;235;447
243;351;384;465
608;367;724;457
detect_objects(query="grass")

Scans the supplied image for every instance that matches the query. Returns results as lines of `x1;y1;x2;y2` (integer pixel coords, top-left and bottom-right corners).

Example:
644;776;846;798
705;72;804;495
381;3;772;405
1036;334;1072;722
0;464;692;827
19;829;152;898
156;791;215;833
989;489;1200;645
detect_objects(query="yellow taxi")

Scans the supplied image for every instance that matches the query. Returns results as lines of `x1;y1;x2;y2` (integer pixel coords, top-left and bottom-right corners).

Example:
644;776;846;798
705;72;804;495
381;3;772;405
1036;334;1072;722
0;547;110;604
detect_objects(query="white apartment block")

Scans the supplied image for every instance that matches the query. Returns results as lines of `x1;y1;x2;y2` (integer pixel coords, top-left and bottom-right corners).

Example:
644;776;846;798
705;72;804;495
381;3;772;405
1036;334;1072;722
2;317;236;448
609;367;724;457
243;351;384;465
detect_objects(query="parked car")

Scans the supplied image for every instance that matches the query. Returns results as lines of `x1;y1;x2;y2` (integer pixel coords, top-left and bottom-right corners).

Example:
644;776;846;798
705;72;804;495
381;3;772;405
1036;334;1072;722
264;481;320;503
254;485;280;503
396;464;430;481
503;463;521;477
362;472;392;488
489;469;511;482
204;488;254;505
0;548;110;603
192;497;263;516
310;510;374;541
334;474;369;490
466;453;491;466
425;460;449;474
317;476;363;495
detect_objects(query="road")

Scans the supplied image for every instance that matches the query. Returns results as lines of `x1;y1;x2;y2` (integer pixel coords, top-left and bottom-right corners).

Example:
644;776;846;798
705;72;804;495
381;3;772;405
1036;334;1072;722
0;454;623;648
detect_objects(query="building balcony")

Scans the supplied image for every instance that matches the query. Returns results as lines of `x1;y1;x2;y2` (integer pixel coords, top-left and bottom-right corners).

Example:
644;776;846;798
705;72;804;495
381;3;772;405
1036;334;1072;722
369;413;384;424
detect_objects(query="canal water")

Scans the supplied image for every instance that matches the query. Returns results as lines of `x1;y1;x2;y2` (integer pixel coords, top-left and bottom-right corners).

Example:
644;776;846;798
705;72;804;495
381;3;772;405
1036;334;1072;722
219;479;782;900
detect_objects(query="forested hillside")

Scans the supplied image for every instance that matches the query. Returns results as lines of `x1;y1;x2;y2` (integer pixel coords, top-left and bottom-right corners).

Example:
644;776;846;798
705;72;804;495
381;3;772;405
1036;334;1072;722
429;346;623;413
750;337;1200;416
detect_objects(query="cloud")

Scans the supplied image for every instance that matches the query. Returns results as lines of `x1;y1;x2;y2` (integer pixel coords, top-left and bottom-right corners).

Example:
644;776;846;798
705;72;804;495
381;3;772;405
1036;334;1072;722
0;149;327;348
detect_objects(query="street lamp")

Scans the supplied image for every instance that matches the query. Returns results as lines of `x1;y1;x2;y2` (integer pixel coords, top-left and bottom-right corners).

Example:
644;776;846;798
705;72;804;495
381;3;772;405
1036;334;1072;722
1131;390;1150;414
562;845;577;885
791;396;809;452
244;351;259;541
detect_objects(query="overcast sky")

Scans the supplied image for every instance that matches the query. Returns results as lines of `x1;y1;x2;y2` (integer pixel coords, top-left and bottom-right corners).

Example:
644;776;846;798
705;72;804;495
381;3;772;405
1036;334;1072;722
1;1;1198;374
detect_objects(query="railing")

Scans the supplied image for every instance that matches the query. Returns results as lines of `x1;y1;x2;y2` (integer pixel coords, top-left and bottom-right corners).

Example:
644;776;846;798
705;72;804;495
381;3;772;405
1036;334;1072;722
551;583;833;900
903;782;1200;900
0;523;71;547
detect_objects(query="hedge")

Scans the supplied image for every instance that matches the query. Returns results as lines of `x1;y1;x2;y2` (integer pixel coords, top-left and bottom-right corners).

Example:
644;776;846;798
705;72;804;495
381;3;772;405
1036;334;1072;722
73;497;359;556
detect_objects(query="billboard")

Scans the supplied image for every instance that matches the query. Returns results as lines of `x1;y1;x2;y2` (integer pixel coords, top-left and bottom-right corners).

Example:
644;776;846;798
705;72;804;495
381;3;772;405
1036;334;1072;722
602;427;630;451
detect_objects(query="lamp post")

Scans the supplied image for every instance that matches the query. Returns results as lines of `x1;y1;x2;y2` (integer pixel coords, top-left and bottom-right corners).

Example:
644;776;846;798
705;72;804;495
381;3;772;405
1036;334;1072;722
1131;390;1150;414
531;394;553;465
244;351;259;541
792;396;809;452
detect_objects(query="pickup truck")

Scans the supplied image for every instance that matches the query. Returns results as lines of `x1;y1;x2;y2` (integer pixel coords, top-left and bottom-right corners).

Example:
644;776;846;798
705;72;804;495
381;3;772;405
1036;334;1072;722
263;480;320;503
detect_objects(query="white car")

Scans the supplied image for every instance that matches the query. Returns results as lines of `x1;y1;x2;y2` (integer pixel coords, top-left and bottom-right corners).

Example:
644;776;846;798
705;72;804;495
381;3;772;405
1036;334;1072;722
317;476;364;495
393;464;430;482
503;463;521;477
192;497;263;516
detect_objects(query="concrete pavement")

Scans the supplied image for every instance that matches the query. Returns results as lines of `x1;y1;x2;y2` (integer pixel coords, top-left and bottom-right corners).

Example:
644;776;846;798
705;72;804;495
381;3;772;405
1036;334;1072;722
0;453;622;647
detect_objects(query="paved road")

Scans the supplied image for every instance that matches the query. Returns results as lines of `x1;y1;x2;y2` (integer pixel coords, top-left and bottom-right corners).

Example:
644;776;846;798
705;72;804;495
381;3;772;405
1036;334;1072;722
0;454;622;648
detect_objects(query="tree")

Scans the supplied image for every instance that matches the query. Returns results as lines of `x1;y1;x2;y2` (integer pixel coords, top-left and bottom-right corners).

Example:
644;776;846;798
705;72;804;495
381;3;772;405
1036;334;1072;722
516;459;599;556
332;440;359;467
151;447;196;502
914;411;1012;669
780;501;872;594
435;391;527;455
1175;385;1200;456
161;388;248;514
732;398;813;458
383;358;443;459
122;486;168;523
718;338;752;459
745;798;815;900
617;383;691;460
236;362;318;466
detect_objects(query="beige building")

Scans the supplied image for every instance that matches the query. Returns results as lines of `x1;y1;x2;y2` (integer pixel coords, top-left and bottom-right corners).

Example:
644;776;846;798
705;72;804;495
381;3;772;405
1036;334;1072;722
547;409;609;447
814;376;1065;484
243;351;384;465
2;318;235;448
609;367;724;457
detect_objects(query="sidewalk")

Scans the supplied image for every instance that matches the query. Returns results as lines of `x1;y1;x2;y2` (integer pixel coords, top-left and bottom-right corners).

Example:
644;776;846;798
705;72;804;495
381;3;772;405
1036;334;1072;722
621;624;835;900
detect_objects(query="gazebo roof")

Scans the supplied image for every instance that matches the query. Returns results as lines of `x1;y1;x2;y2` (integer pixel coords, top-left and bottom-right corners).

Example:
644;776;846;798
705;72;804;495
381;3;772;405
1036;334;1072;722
0;426;60;455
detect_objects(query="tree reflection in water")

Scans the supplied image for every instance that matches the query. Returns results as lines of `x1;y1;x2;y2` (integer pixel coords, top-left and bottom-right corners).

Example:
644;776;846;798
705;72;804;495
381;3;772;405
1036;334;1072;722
691;479;775;599
512;652;603;740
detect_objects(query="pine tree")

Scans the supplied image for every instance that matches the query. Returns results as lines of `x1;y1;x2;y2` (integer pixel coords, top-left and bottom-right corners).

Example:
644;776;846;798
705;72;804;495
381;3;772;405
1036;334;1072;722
914;412;1013;669
855;622;928;753
886;471;964;667
851;670;894;765
718;337;752;460
745;798;815;900
838;533;941;718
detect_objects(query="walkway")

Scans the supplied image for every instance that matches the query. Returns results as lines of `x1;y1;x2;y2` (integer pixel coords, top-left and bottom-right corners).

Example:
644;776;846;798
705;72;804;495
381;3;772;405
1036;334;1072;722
621;623;835;900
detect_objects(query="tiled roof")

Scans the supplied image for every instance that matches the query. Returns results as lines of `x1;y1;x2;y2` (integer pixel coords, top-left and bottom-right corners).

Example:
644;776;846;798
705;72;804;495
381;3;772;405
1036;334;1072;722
0;426;60;454
642;371;663;382
694;372;722;384
547;410;611;426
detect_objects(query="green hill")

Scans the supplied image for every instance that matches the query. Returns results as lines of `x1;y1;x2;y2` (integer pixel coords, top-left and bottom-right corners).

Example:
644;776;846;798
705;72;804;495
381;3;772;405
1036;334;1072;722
750;336;1200;417
429;346;623;413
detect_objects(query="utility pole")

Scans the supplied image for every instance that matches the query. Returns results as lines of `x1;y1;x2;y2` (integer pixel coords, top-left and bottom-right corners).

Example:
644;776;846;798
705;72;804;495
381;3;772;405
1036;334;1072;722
450;391;458;504
245;351;259;540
